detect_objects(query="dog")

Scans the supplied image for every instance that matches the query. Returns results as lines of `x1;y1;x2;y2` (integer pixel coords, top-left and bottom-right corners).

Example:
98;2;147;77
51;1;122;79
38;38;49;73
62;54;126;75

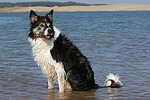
28;9;123;93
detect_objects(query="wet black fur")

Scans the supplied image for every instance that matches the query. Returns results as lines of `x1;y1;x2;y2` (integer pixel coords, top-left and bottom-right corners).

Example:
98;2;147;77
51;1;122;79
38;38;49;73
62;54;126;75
51;34;98;91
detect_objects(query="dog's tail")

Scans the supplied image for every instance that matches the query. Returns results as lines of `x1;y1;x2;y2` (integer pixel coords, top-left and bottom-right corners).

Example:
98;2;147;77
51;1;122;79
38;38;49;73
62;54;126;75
104;72;123;88
95;72;123;89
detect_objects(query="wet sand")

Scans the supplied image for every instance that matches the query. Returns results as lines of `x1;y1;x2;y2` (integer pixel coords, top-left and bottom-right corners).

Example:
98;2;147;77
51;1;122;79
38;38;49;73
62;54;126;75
1;4;150;12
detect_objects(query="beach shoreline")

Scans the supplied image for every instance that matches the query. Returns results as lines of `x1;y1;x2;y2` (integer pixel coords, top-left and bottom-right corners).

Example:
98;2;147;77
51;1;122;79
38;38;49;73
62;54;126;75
1;4;150;12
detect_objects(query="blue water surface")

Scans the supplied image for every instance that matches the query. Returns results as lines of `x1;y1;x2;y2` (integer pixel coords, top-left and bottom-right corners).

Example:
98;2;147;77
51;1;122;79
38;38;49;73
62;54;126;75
0;11;150;99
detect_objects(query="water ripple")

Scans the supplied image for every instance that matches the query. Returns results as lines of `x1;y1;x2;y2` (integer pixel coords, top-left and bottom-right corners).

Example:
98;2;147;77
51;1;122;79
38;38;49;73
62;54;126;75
0;11;150;99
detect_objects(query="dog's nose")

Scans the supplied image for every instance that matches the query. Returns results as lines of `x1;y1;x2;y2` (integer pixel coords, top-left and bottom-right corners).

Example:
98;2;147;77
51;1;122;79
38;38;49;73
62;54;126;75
44;28;54;39
48;29;52;33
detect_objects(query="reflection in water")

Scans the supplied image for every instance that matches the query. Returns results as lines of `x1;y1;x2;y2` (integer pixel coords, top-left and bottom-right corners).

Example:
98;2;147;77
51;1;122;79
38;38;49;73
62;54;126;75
106;88;120;95
106;88;122;100
45;89;98;100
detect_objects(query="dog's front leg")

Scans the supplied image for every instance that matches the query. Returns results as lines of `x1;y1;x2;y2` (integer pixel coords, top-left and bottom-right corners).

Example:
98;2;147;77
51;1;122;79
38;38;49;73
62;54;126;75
48;78;55;89
55;63;65;93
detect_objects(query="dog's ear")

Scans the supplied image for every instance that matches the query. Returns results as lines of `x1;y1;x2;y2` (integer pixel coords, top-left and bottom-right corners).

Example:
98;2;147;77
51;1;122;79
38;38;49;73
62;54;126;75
46;9;53;22
29;10;38;23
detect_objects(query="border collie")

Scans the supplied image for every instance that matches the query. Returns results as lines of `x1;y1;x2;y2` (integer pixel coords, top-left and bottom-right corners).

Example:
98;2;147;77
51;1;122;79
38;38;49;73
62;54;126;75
28;9;123;93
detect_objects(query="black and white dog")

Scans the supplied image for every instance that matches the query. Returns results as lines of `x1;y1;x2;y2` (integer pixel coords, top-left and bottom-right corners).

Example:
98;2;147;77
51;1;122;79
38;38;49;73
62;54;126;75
28;9;123;93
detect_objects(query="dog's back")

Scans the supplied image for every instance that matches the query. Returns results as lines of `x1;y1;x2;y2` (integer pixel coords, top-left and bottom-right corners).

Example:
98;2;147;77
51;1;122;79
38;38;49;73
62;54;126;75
51;34;97;91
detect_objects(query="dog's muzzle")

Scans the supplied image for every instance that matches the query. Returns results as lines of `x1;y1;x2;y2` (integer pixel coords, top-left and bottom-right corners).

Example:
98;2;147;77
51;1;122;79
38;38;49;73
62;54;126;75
44;28;54;39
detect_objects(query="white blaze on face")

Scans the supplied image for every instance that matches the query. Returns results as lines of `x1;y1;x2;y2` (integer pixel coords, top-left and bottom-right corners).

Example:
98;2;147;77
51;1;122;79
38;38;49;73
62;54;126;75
46;23;51;27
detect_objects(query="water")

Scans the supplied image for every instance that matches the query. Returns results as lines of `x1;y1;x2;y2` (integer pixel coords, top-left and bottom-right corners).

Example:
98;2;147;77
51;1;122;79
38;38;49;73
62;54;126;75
0;11;150;99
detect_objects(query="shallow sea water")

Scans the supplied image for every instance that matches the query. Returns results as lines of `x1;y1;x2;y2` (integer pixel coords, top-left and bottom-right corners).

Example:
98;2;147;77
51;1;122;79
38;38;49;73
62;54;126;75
0;11;150;99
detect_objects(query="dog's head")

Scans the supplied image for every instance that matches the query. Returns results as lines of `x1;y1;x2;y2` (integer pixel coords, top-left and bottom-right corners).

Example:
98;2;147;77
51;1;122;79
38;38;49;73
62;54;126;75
29;9;54;39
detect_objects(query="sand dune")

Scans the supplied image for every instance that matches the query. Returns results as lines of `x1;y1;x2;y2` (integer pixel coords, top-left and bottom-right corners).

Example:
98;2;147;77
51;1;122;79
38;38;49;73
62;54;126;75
0;4;150;12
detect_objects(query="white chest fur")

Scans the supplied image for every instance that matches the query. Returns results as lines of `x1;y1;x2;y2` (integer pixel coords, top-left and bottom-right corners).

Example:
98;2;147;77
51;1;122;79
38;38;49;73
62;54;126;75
28;27;72;92
29;38;58;78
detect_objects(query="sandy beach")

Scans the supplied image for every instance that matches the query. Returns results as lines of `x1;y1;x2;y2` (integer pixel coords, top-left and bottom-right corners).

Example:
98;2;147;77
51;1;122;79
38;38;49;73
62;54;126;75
0;4;150;12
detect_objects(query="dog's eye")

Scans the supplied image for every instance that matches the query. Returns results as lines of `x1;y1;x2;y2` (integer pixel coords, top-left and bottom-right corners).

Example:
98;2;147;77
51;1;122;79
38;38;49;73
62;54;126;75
40;24;45;27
